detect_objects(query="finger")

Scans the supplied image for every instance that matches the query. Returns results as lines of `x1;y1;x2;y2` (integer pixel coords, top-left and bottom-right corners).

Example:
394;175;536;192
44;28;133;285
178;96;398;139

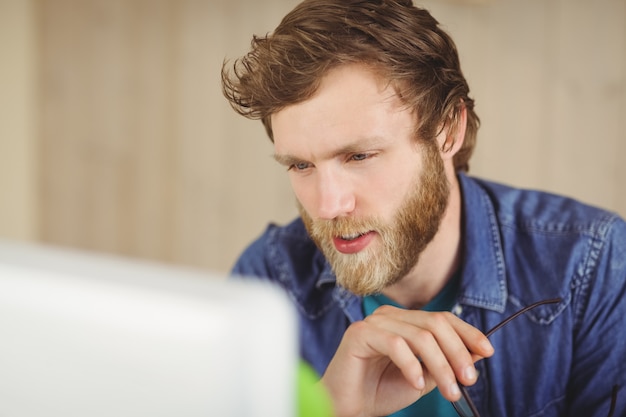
345;321;427;392
321;321;427;417
367;312;464;400
371;308;492;392
409;326;464;401
375;306;494;360
327;320;426;391
447;316;495;359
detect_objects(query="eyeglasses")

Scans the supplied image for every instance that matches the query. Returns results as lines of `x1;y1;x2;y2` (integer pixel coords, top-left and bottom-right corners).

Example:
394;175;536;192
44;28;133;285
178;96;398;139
449;298;620;417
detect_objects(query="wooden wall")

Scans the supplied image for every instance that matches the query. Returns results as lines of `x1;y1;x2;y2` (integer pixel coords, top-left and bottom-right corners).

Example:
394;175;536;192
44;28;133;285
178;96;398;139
20;0;626;273
0;0;38;241
36;0;298;272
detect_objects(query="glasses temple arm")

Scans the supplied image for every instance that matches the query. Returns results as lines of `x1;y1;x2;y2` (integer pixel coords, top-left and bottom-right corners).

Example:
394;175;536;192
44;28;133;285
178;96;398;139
484;298;562;338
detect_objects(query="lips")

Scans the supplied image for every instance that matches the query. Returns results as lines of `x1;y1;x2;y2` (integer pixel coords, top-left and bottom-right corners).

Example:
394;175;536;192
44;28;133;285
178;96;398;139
332;231;375;254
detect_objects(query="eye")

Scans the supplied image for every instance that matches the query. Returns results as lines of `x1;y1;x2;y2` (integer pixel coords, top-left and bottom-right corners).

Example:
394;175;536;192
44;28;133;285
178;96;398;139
350;153;371;162
289;161;312;171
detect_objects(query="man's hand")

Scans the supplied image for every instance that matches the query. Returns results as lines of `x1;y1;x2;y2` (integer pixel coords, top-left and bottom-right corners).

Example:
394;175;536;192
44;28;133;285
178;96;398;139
320;306;494;417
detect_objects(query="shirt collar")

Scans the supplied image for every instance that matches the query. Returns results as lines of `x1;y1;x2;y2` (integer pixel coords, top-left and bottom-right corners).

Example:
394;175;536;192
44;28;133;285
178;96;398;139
457;173;508;313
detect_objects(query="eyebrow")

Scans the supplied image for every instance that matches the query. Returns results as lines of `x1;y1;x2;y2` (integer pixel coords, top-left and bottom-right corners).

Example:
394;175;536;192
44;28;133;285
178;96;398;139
272;153;301;167
273;137;387;167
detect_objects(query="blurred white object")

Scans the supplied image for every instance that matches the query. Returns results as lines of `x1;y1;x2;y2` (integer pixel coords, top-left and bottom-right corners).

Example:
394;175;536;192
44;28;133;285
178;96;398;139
0;240;297;417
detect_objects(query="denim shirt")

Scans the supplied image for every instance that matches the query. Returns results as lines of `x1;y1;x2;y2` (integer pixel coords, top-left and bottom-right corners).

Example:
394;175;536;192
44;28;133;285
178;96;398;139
232;173;626;417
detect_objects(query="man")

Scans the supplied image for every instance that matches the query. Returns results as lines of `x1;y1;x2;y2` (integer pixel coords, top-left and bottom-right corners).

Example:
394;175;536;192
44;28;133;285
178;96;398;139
221;1;626;416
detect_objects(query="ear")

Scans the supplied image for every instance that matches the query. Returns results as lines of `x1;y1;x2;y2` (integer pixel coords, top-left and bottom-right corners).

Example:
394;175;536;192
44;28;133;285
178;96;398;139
436;104;467;161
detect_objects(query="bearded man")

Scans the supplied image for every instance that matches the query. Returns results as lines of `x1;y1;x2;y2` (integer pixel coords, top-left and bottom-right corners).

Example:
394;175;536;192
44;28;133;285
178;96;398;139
222;1;626;416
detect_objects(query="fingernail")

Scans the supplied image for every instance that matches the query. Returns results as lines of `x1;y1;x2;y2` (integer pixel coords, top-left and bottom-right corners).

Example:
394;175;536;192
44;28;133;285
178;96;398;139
450;382;460;398
416;376;425;390
481;340;494;354
464;365;477;382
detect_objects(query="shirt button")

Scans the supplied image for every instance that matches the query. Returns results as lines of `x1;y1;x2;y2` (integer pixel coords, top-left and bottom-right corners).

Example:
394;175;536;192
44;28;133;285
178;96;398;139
451;304;463;316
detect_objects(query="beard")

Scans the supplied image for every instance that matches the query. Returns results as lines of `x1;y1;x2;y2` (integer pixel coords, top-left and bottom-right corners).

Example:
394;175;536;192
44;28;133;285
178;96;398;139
299;142;450;296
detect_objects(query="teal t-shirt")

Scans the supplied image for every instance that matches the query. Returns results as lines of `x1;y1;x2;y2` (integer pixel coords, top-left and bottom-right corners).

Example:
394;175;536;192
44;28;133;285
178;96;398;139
362;274;460;417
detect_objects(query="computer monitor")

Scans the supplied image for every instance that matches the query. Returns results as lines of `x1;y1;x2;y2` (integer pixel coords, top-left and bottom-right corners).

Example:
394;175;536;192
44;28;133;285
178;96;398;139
0;239;298;417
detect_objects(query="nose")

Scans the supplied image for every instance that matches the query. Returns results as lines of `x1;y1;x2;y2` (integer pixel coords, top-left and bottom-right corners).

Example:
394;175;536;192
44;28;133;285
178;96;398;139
314;169;356;220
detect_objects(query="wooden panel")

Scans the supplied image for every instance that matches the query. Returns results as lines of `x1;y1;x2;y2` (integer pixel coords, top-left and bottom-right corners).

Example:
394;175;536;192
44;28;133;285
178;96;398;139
423;0;626;214
38;0;626;274
0;0;38;241
38;0;299;272
39;0;178;260
166;0;298;270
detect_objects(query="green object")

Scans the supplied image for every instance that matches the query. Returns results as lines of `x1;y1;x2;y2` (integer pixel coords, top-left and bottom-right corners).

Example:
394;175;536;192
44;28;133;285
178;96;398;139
298;361;334;417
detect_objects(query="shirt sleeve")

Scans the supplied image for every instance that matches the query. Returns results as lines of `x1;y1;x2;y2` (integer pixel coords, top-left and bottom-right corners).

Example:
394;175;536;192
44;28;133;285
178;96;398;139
230;226;275;282
566;214;626;416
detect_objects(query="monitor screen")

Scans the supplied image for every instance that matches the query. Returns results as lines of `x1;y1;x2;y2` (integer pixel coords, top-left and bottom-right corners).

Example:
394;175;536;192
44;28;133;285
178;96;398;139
0;240;298;417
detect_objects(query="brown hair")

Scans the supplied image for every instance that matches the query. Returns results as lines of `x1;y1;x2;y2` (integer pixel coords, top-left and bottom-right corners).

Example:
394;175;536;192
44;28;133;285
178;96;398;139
222;0;479;171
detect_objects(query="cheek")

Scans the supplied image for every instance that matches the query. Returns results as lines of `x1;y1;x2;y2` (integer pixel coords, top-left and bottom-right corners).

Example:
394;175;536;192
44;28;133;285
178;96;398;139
361;163;420;216
289;176;314;213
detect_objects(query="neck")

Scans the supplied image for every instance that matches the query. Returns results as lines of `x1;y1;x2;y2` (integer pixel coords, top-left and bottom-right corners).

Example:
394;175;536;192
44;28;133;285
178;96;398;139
382;173;463;309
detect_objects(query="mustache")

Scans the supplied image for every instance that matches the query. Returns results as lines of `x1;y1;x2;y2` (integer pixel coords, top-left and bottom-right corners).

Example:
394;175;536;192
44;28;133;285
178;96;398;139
308;216;383;239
